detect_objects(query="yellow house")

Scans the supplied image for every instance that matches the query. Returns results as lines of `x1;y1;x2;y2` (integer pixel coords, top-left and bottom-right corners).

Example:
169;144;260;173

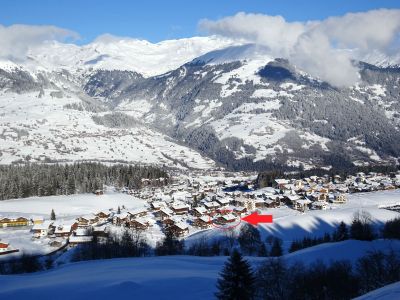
0;217;29;227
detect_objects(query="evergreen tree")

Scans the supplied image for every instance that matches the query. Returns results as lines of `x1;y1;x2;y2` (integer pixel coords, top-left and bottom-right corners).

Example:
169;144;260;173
238;224;261;255
350;211;374;241
215;250;255;300
257;243;268;257
270;237;283;257
117;206;121;214
50;209;56;221
333;221;349;241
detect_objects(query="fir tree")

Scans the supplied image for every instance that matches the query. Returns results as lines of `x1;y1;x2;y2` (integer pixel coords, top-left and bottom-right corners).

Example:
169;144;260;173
50;209;56;221
258;243;268;257
215;249;255;300
238;224;261;255
270;237;283;257
333;221;349;241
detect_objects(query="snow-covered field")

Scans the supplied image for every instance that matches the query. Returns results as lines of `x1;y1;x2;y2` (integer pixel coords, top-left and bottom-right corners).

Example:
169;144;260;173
0;191;146;218
355;281;400;300
0;239;399;300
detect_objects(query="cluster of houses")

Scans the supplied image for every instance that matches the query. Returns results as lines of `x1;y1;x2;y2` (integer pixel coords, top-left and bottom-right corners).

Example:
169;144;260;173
0;171;399;251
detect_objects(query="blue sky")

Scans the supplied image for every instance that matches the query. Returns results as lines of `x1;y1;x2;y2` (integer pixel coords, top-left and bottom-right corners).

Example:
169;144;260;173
1;0;400;43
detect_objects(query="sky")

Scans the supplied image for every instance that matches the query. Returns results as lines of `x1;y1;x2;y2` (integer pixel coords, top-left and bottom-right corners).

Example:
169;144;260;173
1;0;400;43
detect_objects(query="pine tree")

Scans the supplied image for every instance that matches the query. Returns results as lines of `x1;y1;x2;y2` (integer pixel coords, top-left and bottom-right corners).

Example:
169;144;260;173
50;209;56;221
117;206;121;214
270;237;283;257
333;221;349;241
258;243;268;257
238;224;261;255
215;249;255;300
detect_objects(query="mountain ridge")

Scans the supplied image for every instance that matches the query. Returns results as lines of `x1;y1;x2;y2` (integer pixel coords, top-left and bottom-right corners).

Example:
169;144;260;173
0;38;399;171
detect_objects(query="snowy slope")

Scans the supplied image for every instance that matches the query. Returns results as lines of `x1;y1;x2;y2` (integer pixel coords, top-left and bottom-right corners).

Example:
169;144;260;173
0;89;215;169
0;240;399;299
21;36;238;77
186;189;400;250
355;281;400;300
0;191;146;218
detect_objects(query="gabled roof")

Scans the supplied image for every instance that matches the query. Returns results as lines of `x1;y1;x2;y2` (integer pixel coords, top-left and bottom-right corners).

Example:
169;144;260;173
194;207;207;214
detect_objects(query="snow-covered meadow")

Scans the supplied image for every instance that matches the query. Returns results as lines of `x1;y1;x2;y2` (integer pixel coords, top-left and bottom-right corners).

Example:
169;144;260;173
1;239;400;300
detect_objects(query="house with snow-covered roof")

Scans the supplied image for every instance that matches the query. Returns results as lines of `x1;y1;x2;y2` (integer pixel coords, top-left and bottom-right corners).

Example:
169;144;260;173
32;220;54;237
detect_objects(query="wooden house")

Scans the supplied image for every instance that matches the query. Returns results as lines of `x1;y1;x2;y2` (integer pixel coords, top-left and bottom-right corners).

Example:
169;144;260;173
204;201;220;212
128;208;148;218
193;216;212;229
171;202;190;215
54;223;77;237
169;222;189;237
192;206;208;217
312;201;328;210
156;208;173;221
216;214;237;224
128;219;150;230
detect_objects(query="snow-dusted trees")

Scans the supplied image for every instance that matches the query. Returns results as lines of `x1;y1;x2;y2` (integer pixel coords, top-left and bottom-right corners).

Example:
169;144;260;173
50;209;56;221
0;163;169;200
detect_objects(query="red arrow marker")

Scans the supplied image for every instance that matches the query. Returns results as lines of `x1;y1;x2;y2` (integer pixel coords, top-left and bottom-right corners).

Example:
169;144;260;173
241;212;273;226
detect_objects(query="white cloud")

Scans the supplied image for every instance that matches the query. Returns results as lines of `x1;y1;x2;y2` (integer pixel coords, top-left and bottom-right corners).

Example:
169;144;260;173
199;9;400;87
0;24;78;61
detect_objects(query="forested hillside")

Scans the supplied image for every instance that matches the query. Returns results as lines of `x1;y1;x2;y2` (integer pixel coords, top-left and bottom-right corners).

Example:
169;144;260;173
0;163;169;200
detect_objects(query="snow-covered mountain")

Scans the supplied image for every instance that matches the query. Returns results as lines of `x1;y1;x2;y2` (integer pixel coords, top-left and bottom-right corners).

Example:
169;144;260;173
0;36;399;170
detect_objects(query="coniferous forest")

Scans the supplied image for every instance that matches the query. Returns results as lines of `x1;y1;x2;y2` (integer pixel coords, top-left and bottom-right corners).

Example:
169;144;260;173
0;163;169;200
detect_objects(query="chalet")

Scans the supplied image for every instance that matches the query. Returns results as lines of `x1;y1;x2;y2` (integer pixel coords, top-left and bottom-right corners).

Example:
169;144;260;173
93;225;108;237
112;212;130;226
128;219;150;230
150;201;165;211
312;201;328;210
156;208;173;221
0;242;10;253
95;211;111;221
76;215;98;227
216;198;230;207
265;199;280;208
171;202;190;215
285;194;301;206
162;218;176;228
192;206;208;217
274;179;289;189
54;223;77;237
32;220;54;237
332;193;347;204
0;216;29;228
217;214;237;224
169;222;189;237
293;199;312;212
193;216;212;229
128;208;148;218
204;201;220;211
233;206;247;216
